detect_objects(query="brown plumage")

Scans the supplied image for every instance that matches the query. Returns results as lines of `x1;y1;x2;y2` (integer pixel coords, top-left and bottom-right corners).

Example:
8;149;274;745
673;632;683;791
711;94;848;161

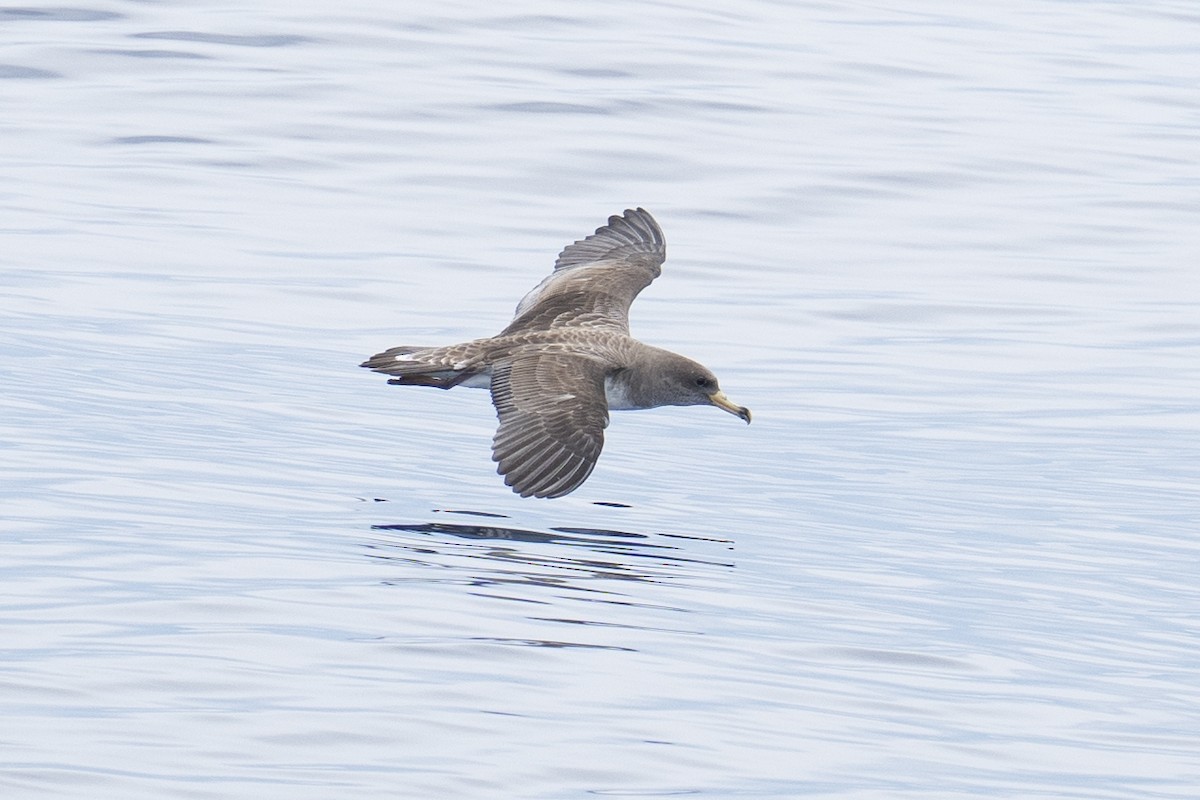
361;208;750;498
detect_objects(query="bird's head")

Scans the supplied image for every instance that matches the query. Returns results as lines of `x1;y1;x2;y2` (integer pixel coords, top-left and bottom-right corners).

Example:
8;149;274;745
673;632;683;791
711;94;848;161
661;358;751;424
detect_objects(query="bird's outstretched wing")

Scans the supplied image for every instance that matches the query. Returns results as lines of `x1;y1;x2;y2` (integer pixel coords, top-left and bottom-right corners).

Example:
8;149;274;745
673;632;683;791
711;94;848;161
489;352;610;498
501;208;665;336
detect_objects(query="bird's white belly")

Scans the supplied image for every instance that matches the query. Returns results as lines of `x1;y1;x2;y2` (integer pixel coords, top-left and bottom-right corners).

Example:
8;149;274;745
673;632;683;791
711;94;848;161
603;375;637;410
460;370;635;409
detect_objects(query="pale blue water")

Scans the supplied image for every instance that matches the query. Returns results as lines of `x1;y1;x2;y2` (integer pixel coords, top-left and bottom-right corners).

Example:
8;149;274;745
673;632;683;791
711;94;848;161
3;2;1198;798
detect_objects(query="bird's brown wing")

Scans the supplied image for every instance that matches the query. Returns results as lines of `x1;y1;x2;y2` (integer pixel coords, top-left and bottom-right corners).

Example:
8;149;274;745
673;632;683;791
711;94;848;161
501;208;666;336
489;353;610;498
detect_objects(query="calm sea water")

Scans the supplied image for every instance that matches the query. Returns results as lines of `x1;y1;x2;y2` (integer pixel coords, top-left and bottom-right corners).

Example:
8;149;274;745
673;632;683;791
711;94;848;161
4;1;1198;798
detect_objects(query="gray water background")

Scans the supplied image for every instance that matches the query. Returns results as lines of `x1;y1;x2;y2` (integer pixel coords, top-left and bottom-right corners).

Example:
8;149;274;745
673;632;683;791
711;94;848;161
3;2;1198;798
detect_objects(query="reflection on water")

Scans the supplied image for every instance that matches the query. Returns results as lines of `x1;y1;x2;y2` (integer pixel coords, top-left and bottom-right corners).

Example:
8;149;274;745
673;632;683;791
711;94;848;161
368;514;734;592
464;636;636;652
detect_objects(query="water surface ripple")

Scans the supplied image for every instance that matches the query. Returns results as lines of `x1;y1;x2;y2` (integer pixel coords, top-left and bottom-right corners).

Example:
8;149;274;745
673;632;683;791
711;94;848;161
3;1;1198;798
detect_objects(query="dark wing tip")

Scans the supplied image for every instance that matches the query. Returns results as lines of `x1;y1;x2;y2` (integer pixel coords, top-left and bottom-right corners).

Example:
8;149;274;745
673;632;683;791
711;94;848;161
554;207;665;271
492;426;603;499
499;452;598;499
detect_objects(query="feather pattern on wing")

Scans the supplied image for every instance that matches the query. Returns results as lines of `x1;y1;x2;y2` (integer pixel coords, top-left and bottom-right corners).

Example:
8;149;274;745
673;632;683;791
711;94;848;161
502;208;666;336
490;353;610;498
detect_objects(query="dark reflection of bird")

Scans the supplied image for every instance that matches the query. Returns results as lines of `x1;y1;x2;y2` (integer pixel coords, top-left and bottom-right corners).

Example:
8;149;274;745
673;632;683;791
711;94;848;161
362;208;750;499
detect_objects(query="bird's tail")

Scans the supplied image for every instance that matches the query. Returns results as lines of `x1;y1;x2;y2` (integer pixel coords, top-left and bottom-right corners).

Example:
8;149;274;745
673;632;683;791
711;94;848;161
360;345;478;389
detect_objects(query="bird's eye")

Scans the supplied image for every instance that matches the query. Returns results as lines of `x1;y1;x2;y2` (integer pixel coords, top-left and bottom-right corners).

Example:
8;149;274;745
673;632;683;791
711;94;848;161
695;376;710;388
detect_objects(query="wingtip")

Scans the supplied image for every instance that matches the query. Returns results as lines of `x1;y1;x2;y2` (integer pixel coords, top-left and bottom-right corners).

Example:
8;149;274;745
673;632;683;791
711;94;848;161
553;207;665;271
